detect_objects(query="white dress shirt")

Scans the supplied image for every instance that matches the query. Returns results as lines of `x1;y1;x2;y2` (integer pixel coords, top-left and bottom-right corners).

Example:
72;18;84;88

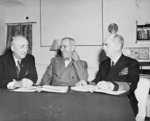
65;58;71;68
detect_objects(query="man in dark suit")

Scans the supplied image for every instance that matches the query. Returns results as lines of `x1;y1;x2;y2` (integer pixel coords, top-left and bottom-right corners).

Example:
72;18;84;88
93;34;140;116
80;33;140;116
0;35;38;89
40;37;88;86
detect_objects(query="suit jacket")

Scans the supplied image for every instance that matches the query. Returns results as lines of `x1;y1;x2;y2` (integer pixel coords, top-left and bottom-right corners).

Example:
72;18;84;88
92;54;140;115
0;52;38;88
41;56;88;86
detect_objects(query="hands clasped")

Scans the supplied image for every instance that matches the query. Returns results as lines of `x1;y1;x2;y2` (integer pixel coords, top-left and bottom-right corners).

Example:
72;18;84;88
97;81;114;91
76;80;114;91
76;80;88;86
20;78;33;88
7;78;33;89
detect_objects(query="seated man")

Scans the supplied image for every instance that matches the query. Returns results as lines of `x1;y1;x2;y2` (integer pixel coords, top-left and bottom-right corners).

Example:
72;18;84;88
0;35;38;89
40;37;88;86
80;33;140;116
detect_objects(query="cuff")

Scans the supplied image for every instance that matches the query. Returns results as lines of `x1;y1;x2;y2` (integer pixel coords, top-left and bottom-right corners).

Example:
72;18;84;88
111;81;119;91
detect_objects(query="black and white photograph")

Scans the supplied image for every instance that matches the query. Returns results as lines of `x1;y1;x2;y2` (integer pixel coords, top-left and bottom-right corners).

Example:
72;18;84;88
0;0;150;121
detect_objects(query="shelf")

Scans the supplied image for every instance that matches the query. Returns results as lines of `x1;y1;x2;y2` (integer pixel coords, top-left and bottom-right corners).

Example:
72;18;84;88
137;40;150;41
137;24;150;28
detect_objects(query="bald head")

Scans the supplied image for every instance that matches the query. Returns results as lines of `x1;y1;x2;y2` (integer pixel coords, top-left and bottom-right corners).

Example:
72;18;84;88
105;34;124;49
103;34;124;59
11;35;29;60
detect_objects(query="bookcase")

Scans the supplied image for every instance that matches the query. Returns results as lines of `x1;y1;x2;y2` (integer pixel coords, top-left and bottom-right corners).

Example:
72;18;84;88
136;21;150;43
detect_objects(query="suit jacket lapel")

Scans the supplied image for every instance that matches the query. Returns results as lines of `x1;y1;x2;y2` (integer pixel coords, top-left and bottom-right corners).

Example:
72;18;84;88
114;54;126;69
55;58;73;79
107;54;126;80
20;56;31;77
6;53;18;78
60;60;74;81
19;58;26;77
54;57;66;78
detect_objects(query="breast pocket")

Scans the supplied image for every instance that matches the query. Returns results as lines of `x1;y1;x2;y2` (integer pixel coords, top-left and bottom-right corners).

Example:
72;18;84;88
118;75;128;82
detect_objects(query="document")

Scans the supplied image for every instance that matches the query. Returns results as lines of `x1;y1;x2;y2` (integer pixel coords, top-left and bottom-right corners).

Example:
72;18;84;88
12;85;68;93
71;85;126;95
71;85;95;92
12;86;39;92
40;85;68;93
93;87;126;95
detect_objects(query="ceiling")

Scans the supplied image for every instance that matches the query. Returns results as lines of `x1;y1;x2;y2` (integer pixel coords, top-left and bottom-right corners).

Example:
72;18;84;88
0;0;24;7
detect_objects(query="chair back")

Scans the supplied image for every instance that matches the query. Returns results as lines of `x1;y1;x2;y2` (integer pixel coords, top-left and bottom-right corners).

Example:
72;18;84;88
135;77;150;121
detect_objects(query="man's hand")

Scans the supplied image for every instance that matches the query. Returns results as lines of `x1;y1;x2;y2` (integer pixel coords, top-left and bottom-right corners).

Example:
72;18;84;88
72;51;80;61
13;78;33;88
97;81;114;91
7;79;20;89
13;80;22;88
21;78;33;88
7;78;33;89
76;80;88;86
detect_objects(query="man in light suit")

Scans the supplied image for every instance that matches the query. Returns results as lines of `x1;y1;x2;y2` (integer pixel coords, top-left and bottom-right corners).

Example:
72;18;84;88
40;37;88;86
0;35;38;89
81;34;140;116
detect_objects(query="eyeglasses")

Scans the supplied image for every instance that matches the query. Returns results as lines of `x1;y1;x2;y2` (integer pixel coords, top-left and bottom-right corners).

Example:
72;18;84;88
59;45;72;49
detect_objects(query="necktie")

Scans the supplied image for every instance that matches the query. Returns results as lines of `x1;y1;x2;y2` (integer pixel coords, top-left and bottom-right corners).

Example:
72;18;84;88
16;61;21;78
111;61;114;67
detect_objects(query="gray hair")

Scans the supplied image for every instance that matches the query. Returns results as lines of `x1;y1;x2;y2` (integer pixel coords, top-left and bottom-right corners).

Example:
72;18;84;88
11;35;28;46
62;37;76;46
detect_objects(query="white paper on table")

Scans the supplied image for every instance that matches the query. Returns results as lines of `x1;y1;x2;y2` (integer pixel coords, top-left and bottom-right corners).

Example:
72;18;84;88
71;85;126;95
12;85;68;93
71;85;95;92
41;85;68;93
93;86;126;95
12;86;39;92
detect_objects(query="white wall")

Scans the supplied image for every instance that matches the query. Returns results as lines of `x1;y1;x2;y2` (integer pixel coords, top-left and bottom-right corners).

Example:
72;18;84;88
40;0;103;46
0;4;6;55
103;0;150;49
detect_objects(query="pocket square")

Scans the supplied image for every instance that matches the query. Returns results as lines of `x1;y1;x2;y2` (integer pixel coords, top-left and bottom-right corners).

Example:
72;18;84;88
119;67;128;75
